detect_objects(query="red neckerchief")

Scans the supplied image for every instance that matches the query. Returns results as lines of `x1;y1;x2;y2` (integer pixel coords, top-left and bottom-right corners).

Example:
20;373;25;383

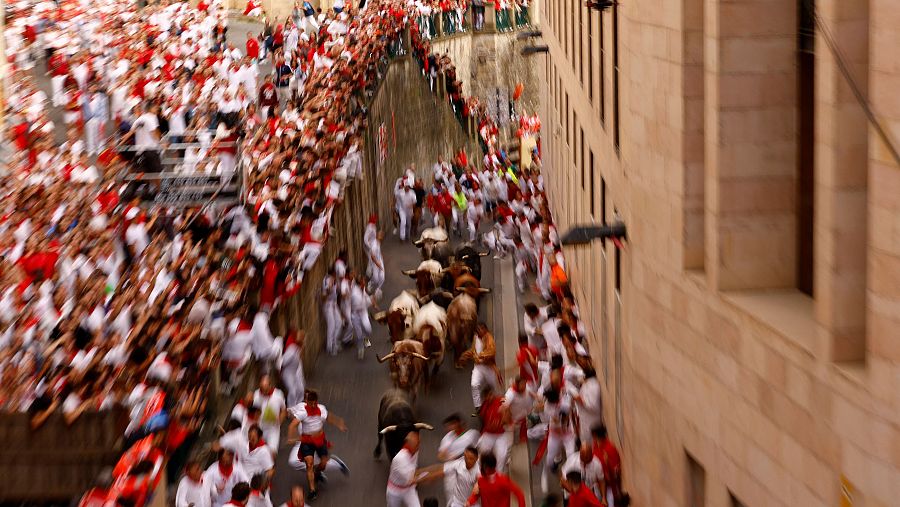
218;461;234;478
304;402;321;417
249;438;267;452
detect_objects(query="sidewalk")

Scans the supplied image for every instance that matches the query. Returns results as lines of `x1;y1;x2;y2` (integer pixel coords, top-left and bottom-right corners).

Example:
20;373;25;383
492;256;534;507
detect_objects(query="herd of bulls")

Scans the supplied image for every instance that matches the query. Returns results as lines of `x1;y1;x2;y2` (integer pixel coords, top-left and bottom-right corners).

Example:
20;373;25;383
373;226;491;458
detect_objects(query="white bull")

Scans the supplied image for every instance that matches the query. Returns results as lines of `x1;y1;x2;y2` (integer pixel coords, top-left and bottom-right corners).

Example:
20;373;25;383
414;226;449;260
374;290;421;342
413;301;448;379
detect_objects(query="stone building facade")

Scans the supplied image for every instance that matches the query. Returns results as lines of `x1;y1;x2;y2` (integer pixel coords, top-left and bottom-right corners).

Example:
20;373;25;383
538;0;900;506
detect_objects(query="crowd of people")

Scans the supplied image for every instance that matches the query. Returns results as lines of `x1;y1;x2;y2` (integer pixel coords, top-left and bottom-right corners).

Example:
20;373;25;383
2;0;625;504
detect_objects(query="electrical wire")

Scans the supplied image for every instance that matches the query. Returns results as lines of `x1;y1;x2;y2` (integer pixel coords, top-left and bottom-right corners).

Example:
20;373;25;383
804;0;900;168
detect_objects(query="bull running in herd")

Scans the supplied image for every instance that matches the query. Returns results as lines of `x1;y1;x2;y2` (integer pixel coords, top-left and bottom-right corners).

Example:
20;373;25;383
374;226;492;401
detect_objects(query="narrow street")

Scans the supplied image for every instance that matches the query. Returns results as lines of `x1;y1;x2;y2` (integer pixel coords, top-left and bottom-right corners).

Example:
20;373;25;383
268;229;501;506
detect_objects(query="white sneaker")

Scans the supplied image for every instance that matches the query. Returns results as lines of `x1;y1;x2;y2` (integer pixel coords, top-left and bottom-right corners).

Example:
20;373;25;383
357;348;365;360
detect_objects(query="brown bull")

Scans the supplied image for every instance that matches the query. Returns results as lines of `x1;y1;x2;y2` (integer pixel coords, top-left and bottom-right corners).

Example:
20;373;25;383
446;293;478;363
453;272;491;298
377;339;429;401
404;260;443;298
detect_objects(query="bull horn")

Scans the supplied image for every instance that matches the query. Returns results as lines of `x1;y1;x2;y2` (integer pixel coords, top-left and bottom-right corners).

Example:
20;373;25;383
411;353;429;360
377;353;396;363
413;423;434;430
374;311;387;323
479;252;489;256
380;425;399;434
413;240;424;247
418;295;431;305
441;291;453;299
478;288;491;293
462;266;472;273
403;269;417;277
440;268;449;274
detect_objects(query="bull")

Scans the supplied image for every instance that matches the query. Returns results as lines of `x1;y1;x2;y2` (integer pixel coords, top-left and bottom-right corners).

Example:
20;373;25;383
414;227;449;260
373;389;433;460
374;290;420;342
454;243;488;280
453;271;491;298
377;339;429;400
403;259;443;298
412;301;447;378
446;293;478;364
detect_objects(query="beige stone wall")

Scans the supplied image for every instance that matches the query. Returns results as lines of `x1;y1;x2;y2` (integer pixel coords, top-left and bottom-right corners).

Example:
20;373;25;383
539;0;900;506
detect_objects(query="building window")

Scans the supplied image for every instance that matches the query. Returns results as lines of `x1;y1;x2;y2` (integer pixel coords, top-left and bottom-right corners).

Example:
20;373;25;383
683;0;705;271
590;151;596;216
588;8;594;103
797;0;815;296
578;0;584;83
612;2;620;153
580;126;585;190
687;453;706;507
600;9;605;125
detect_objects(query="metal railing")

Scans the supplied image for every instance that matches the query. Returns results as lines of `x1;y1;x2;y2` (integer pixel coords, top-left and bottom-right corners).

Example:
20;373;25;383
415;3;530;39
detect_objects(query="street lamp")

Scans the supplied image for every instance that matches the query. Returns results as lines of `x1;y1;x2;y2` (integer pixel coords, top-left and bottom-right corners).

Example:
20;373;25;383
517;30;543;40
586;0;616;10
561;221;627;247
521;45;550;56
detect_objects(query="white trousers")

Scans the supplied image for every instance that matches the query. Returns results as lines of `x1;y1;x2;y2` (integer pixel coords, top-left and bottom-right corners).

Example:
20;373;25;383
281;364;305;407
299;243;322;271
52;75;66;106
340;302;353;343
515;260;527;293
471;365;500;408
579;412;602;443
398;209;413;240
467;218;478;242
542;431;576;492
323;301;342;355
478;431;512;472
261;424;281;454
368;264;385;297
385;488;420;507
85;118;104;155
350;311;372;351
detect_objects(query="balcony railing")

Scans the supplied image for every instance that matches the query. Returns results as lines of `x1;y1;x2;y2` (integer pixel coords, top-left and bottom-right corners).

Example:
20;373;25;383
414;3;530;39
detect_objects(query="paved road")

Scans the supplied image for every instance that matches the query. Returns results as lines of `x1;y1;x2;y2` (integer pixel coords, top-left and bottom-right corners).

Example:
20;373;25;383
268;228;499;506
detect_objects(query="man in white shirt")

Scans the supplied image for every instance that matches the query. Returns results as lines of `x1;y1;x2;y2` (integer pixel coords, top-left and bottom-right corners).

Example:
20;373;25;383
243;424;275;479
386;431;424;507
437;413;480;462
396;183;417;241
176;460;212;507
441;448;480;507
252;374;286;453
287;390;347;500
203;449;249;507
574;367;603;443
561;442;605;501
129;103;161;172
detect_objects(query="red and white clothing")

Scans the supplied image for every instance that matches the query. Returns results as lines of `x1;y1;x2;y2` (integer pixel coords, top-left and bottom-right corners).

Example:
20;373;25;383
562;453;605;501
439;428;480;461
386;446;420;507
252;387;286;452
243;440;275;477
443;458;480;507
202;462;249;507
288;402;328;444
477;396;512;473
175;475;212;507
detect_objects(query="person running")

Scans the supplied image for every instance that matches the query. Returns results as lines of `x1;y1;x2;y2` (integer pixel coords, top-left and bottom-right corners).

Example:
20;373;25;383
465;452;526;507
286;390;348;500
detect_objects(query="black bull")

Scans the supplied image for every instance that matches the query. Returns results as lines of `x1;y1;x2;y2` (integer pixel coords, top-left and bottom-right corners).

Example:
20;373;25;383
373;389;433;460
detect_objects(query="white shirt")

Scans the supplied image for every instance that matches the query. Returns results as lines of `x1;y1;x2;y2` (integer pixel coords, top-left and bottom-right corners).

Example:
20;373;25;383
561;453;605;499
504;386;533;422
443;458;480;507
576;377;603;423
243;443;275;477
288;403;329;435
132;112;160;150
387;448;418;491
203;462;249;507
438;429;480;461
253;388;286;429
175;476;212;507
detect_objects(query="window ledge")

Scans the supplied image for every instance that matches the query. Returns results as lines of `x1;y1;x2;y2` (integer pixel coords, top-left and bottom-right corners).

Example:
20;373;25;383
722;289;817;358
